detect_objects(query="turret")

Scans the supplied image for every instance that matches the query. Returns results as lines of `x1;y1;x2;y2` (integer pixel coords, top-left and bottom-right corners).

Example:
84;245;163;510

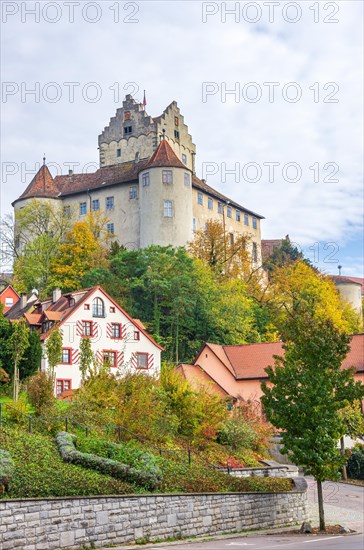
139;137;193;248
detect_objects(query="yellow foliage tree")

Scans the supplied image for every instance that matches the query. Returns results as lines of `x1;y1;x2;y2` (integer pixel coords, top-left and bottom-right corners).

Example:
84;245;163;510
50;221;109;292
268;260;361;334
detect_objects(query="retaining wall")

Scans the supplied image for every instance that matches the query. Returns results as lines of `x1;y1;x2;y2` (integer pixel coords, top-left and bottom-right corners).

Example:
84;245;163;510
0;478;308;550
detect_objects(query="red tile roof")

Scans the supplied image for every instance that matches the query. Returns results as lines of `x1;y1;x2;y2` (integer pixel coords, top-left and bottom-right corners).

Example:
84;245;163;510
176;363;229;398
144;139;187;170
332;276;364;295
197;334;364;380
17;165;60;201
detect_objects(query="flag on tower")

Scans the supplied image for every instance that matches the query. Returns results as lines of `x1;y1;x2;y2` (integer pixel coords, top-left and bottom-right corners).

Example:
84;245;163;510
143;90;147;108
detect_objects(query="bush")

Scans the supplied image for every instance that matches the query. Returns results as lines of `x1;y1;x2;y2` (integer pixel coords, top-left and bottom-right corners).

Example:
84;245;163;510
217;417;256;451
0;450;14;492
347;446;364;480
56;432;161;490
27;371;56;416
3;394;30;425
0;425;134;498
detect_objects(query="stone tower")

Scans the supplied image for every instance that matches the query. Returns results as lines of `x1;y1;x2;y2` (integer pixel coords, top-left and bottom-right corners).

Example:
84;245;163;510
139;138;193;248
98;95;196;172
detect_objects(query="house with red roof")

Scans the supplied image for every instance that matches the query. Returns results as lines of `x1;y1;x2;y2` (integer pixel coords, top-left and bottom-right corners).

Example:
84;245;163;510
0;285;20;313
178;336;364;413
5;285;163;396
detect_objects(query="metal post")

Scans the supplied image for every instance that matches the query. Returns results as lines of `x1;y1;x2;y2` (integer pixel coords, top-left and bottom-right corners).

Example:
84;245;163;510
188;449;191;466
159;449;162;457
86;426;89;438
65;417;68;432
117;426;121;442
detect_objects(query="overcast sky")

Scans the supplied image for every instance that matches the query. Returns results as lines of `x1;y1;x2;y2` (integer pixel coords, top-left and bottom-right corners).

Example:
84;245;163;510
1;0;363;275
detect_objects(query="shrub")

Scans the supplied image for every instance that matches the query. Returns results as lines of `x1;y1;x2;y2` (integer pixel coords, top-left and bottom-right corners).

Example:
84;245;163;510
0;425;134;498
27;371;56;416
347;446;364;480
3;394;30;425
217;417;256;451
56;432;161;490
0;450;14;492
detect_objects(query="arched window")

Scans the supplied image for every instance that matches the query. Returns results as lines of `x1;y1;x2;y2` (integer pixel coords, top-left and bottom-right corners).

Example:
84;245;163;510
92;297;105;318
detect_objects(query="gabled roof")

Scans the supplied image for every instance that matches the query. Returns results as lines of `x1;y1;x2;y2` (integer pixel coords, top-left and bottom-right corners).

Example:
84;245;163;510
0;285;19;298
17;165;60;202
195;335;364;380
176;363;229;398
5;293;39;320
143;139;187;170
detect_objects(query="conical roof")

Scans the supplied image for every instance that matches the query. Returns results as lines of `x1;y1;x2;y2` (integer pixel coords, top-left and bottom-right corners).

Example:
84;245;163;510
16;165;59;202
143;139;187;170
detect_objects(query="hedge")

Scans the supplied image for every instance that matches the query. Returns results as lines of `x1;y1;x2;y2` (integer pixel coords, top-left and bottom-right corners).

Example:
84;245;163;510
56;432;161;490
347;447;364;480
0;449;15;492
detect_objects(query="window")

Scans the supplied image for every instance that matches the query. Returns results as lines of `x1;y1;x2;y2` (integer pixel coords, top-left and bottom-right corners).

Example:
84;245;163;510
184;173;190;186
106;196;114;210
236;210;241;222
92;199;100;211
174;116;179;126
142;172;150;186
244;213;249;225
84;304;90;310
252;217;257;229
15;235;20;248
56;379;71;396
63;206;71;219
162;170;173;184
193;218;197;232
252;242;258;262
208;197;213;210
164;200;173;218
82;321;92;337
116;148;121;157
5;298;13;307
110;306;115;313
218;202;223;214
80;202;87;215
124;126;132;135
229;233;234;247
106;223;115;235
124;111;131;121
197;192;203;205
227;206;232;218
103;351;117;368
61;349;71;364
129;186;137;199
111;323;121;339
136;352;148;369
182;153;187;164
134;330;140;341
92;297;105;318
174;130;180;140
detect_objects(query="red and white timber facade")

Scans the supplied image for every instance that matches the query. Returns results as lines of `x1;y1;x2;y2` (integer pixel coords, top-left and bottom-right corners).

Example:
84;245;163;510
11;286;162;396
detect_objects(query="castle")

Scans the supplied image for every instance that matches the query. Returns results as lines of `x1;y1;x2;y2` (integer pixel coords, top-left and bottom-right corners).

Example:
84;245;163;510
13;95;264;262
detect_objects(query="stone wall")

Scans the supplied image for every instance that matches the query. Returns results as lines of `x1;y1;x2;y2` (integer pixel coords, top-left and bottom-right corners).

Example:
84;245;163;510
220;463;299;478
0;479;308;550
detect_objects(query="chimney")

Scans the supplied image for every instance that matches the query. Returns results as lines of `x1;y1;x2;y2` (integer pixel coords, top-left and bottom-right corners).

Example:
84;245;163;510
52;287;61;303
20;294;27;310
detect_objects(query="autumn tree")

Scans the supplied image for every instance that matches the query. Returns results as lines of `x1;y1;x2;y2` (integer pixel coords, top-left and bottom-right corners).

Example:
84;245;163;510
263;235;309;276
261;316;364;531
50;220;109;292
79;336;94;384
268;260;361;335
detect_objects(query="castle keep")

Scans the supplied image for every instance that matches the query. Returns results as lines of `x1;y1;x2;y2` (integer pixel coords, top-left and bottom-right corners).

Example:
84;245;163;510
13;95;264;261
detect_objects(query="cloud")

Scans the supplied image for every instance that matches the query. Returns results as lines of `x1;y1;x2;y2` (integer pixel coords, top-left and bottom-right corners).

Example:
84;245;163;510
1;0;362;274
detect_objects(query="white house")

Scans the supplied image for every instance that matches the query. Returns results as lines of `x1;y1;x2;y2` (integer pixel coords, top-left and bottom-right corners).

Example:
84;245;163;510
18;286;163;396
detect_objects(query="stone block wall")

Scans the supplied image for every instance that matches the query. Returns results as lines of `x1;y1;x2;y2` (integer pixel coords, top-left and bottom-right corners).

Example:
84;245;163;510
0;479;308;550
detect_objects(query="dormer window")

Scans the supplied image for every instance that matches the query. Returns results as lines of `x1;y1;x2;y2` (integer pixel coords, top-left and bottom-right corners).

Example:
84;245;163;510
124;126;132;136
92;297;105;318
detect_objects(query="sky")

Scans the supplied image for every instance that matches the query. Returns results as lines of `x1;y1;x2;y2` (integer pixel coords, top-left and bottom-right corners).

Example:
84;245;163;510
1;0;363;276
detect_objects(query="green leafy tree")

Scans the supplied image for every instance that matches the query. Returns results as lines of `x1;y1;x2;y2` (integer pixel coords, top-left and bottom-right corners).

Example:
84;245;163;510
79;336;94;384
261;316;364;531
45;327;63;380
263;235;309;275
9;320;30;401
19;331;42;380
0;304;12;378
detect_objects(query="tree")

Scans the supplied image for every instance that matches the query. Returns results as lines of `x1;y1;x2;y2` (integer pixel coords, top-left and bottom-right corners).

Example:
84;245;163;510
50;220;109;292
263;235;309;276
9;320;30;401
79;336;94;384
45;326;63;381
261;316;364;531
19;331;42;380
0;304;13;378
27;371;55;416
